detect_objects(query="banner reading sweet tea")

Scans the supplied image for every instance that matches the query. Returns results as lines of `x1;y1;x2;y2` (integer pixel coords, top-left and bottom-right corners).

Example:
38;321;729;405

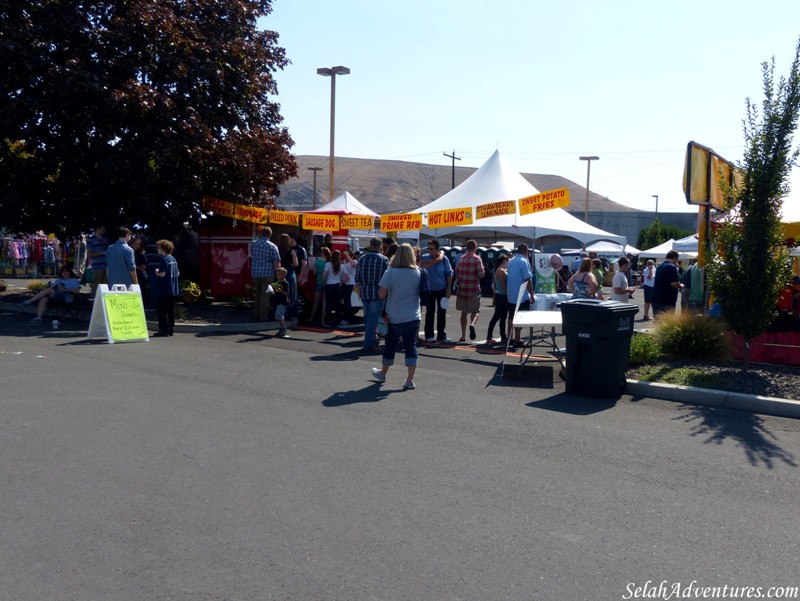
340;214;376;230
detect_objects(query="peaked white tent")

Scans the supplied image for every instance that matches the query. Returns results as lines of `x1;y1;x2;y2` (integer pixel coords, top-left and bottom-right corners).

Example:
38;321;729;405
418;150;626;245
307;191;379;216
563;241;641;255
639;238;697;259
673;233;699;252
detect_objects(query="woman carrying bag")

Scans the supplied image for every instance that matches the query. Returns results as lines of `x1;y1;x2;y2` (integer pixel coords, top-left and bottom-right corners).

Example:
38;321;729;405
371;243;421;390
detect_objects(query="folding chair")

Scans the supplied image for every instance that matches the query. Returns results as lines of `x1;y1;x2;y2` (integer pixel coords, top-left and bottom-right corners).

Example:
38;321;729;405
45;290;86;321
499;282;530;378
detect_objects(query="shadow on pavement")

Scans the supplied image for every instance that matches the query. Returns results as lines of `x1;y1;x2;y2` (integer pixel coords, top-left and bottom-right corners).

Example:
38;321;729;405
526;393;618;415
310;348;363;362
487;363;560;389
322;383;403;407
673;404;798;469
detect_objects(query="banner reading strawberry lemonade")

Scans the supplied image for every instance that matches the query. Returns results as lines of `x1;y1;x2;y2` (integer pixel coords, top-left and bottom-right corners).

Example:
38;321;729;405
476;200;516;220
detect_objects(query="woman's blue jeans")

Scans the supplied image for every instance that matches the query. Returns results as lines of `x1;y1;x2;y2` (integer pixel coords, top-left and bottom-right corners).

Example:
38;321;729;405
382;319;420;367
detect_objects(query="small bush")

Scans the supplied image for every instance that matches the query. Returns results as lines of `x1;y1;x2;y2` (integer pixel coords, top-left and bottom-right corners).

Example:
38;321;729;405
633;365;726;389
653;313;730;361
629;332;662;365
27;282;47;294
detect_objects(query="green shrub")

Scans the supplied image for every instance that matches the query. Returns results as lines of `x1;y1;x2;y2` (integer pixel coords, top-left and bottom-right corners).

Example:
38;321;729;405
653;313;730;361
629;332;662;365
27;282;47;294
633;365;726;389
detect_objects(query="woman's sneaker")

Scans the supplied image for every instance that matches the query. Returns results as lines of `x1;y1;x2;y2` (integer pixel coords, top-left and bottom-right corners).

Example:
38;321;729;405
30;316;43;323
403;381;416;390
371;367;386;383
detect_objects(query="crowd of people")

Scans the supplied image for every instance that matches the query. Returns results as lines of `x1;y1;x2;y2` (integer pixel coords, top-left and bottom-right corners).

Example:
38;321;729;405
22;224;181;337
24;223;744;381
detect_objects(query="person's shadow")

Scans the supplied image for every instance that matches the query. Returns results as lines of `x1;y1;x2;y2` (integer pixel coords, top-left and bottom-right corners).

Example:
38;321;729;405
322;383;408;407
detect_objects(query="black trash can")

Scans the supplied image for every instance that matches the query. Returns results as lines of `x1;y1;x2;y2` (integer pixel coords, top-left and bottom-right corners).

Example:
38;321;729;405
560;299;639;398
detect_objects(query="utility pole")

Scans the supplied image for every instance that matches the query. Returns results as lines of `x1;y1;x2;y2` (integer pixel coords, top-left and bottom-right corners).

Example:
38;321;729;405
308;167;322;209
443;150;461;189
579;155;599;223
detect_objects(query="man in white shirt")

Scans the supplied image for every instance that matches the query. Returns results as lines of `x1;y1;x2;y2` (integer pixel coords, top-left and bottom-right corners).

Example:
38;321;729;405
611;256;635;303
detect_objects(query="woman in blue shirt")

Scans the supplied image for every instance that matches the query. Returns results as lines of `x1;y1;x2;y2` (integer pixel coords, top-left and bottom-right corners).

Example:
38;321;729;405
371;243;422;390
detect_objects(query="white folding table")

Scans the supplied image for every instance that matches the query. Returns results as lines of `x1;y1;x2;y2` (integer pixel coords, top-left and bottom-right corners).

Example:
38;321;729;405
500;310;565;379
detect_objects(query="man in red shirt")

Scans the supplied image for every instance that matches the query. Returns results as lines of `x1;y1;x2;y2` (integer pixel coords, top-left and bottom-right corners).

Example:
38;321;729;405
454;239;485;342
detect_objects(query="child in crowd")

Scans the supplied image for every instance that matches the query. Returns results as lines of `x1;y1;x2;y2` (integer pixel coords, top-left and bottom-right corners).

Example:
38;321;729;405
153;239;180;337
272;267;290;338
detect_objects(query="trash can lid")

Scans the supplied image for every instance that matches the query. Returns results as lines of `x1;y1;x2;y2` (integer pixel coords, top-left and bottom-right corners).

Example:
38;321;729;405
560;298;639;313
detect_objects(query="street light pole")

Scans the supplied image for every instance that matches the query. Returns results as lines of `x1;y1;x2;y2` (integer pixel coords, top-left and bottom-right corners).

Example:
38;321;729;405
579;155;599;223
652;194;659;220
317;66;350;202
308;167;322;210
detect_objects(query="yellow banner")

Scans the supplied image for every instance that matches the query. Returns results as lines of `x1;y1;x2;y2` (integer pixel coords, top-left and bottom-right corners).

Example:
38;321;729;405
234;204;268;224
426;208;473;228
683;141;744;210
476;200;517;220
269;210;300;227
380;213;423;232
519;188;570;216
302;213;341;231
202;196;235;218
340;214;376;230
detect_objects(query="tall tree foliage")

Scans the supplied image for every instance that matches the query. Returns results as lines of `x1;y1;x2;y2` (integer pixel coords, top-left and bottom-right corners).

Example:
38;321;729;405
706;41;800;367
0;0;297;233
636;219;692;250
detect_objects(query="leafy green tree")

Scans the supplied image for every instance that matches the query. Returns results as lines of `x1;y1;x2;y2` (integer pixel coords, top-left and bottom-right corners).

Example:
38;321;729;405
636;219;692;250
0;0;297;233
706;41;800;368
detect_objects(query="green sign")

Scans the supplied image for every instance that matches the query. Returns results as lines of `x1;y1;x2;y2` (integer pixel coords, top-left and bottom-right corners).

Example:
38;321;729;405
103;292;148;341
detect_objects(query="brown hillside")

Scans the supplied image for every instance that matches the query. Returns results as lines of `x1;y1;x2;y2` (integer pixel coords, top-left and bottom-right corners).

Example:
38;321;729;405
278;155;640;215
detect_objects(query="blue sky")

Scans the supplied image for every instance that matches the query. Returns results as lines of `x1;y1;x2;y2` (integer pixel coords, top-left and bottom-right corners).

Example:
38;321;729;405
262;0;800;217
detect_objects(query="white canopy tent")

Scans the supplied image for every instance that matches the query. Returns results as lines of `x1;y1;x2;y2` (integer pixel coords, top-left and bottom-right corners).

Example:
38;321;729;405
417;150;626;246
306;191;379;216
563;241;641;255
639;238;697;259
673;233;699;252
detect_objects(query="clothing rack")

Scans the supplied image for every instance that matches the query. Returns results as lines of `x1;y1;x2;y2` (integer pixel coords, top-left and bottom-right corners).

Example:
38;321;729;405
1;234;72;278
